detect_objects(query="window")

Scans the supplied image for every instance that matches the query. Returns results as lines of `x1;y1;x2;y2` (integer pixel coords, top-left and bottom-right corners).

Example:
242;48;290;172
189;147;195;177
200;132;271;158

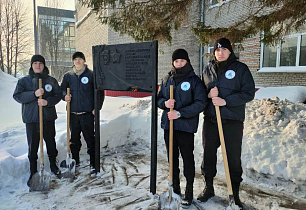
260;33;306;72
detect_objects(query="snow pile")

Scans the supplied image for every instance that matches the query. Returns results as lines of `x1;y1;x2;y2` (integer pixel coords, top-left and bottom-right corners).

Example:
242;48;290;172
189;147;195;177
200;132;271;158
243;97;306;196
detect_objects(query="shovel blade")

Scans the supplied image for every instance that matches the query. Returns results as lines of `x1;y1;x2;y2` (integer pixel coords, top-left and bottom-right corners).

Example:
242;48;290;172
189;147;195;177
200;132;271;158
158;187;181;210
60;157;76;178
29;169;51;191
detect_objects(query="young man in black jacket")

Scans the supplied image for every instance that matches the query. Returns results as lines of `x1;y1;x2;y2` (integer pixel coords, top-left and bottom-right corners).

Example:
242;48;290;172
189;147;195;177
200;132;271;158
61;52;104;174
197;38;255;209
13;55;62;186
158;49;207;206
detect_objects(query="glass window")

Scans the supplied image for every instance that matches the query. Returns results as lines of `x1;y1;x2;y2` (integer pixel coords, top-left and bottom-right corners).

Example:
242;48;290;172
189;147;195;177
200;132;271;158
280;37;297;66
300;35;306;66
263;44;277;67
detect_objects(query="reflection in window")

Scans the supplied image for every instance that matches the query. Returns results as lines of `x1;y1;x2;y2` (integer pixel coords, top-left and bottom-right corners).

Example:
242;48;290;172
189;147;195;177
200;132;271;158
263;44;277;67
280;37;297;66
300;35;306;66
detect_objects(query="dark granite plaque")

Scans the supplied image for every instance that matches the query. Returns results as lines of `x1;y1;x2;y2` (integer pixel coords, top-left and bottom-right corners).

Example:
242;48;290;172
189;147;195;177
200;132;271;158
93;41;157;92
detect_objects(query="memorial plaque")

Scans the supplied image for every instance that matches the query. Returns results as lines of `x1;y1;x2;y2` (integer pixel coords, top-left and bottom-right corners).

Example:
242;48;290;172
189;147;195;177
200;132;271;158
93;41;157;92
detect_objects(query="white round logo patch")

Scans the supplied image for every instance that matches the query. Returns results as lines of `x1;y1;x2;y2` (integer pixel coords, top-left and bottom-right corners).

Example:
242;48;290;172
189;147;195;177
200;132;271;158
81;77;89;84
45;84;52;92
181;82;190;91
225;70;235;79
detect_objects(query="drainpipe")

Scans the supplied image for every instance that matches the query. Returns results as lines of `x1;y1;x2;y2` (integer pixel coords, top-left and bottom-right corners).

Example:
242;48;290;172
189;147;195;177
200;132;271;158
199;0;205;76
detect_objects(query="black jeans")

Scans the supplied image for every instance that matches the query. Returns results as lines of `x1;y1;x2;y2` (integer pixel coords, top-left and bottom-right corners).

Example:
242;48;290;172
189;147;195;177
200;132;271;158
164;130;195;184
70;112;95;163
201;117;243;184
26;121;58;174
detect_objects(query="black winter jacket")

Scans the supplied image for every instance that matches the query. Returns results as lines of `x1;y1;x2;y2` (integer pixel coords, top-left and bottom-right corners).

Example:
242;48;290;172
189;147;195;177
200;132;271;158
13;67;61;123
202;59;255;122
158;70;207;133
61;66;104;112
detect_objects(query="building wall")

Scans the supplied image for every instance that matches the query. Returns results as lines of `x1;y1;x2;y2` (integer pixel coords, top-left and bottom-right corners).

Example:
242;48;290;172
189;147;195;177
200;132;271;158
75;4;108;68
204;0;306;87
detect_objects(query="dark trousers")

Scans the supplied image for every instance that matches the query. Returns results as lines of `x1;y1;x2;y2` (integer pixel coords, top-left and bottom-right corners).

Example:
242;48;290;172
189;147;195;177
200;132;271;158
70;112;95;165
164;130;195;184
26;121;58;174
201;117;243;184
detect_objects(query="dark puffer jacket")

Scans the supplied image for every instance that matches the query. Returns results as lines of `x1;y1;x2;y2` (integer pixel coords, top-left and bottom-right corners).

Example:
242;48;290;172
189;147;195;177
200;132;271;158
13;67;61;123
60;66;104;112
202;59;255;122
158;69;207;133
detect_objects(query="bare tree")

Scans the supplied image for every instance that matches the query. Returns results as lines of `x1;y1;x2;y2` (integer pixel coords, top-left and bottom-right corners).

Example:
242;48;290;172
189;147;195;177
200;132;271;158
0;0;31;76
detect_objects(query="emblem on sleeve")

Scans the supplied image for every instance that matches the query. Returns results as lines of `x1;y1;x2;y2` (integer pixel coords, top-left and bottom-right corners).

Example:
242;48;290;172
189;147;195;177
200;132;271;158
45;84;52;92
225;70;235;79
181;82;190;91
81;77;89;84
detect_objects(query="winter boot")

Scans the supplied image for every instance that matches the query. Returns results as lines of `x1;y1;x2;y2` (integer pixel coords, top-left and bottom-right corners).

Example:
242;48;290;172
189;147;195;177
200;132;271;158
233;183;243;209
197;177;215;202
173;178;181;196
181;182;193;206
27;161;38;187
49;158;61;177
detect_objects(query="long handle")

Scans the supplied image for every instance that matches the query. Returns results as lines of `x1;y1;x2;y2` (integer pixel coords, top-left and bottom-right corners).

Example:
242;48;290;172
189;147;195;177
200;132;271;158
66;88;71;153
169;85;174;183
39;79;44;165
215;105;233;196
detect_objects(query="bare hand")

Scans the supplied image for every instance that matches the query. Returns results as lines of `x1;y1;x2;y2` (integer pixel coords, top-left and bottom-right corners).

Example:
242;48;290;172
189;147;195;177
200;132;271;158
92;110;95;115
208;87;218;98
212;97;226;106
65;94;72;102
167;110;179;120
35;88;44;97
38;99;48;106
165;99;175;109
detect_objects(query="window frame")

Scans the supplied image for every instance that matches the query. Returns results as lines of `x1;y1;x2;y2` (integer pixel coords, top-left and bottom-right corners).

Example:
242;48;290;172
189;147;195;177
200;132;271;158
259;32;306;72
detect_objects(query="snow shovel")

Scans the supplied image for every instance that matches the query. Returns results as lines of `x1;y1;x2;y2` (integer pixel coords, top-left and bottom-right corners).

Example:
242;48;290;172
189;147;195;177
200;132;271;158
60;88;76;178
215;106;240;210
159;85;181;210
29;78;51;191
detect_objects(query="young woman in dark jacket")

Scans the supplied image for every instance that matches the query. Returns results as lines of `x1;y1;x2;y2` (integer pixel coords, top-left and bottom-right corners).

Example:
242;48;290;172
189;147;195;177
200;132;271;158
197;38;255;209
158;49;207;206
13;55;62;186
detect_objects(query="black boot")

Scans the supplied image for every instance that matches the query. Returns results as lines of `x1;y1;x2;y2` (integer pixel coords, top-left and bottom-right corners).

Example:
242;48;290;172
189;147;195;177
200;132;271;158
49;158;61;176
181;182;193;206
173;178;181;196
197;177;215;202
27;161;38;187
233;183;243;209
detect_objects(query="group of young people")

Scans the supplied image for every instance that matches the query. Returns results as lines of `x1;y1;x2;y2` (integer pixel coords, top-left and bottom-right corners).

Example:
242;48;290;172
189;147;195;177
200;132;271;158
13;37;254;209
158;38;255;208
13;52;104;186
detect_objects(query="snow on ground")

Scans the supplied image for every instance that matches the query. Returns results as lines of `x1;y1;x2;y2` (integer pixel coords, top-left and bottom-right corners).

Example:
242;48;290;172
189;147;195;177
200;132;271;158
0;71;305;209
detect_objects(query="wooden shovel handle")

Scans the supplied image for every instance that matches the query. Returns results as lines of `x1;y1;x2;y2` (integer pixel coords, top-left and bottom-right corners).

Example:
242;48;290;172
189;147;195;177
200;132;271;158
66;88;71;153
39;79;44;165
215;105;233;195
169;85;174;183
